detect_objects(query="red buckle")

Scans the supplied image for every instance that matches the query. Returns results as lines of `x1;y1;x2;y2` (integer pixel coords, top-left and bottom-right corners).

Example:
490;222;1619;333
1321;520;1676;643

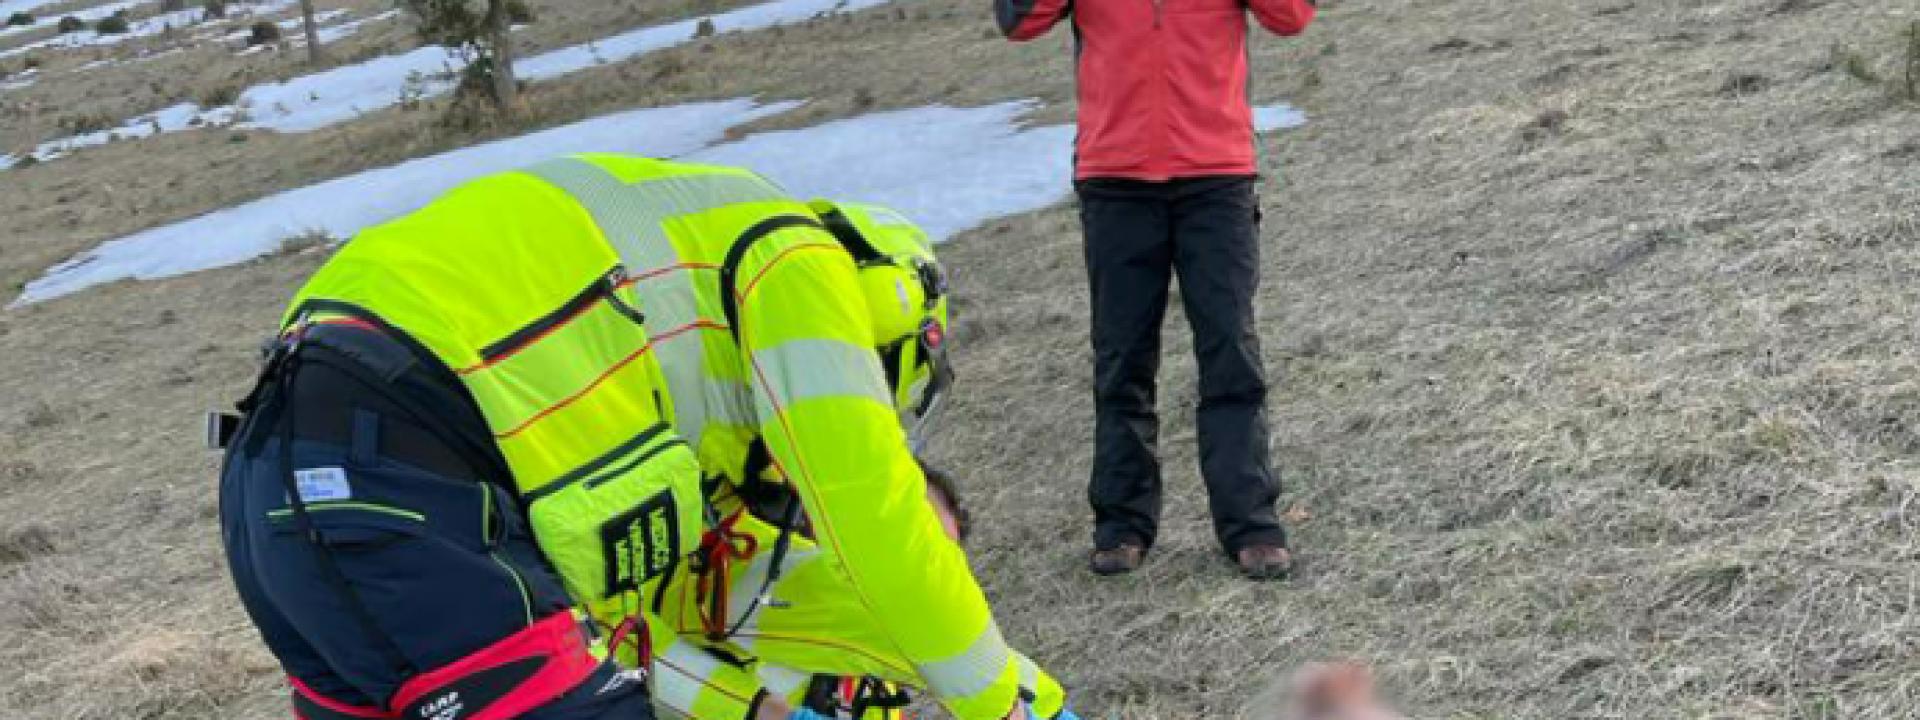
695;511;758;640
606;614;653;675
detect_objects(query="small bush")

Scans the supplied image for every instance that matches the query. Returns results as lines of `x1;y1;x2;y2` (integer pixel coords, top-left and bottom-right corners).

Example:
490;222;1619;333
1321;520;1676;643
1831;44;1880;83
4;11;32;26
55;15;84;33
160;0;187;10
203;0;226;19
247;20;281;45
57;113;115;134
94;11;131;34
198;83;241;107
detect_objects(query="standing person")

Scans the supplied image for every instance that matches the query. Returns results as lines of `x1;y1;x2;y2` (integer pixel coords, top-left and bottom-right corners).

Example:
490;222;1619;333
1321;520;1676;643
993;0;1317;579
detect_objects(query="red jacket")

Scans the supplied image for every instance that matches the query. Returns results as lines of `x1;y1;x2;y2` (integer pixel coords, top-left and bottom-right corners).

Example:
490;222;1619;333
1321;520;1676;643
996;0;1315;181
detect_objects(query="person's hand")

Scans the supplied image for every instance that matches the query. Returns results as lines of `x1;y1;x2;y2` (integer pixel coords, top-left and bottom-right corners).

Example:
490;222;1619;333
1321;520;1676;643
1008;700;1081;720
758;696;832;720
1288;662;1402;720
754;694;804;720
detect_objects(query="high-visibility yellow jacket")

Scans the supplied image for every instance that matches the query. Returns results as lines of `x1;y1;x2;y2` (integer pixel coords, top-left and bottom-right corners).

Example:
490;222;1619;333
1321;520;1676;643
282;154;1063;720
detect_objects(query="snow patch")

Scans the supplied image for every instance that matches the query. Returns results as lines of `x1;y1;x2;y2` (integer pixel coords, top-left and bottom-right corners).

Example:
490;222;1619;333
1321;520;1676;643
13;99;1306;306
0;65;35;91
691;102;1307;241
0;0;299;59
1;0;898;167
13;98;797;304
0;0;73;17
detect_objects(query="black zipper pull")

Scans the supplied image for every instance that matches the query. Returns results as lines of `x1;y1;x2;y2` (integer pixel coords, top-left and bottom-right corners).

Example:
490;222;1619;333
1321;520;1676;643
604;267;646;325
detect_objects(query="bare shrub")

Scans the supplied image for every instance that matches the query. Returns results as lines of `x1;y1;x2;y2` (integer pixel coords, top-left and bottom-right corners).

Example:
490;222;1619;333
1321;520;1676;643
199;83;241;107
248;20;281;46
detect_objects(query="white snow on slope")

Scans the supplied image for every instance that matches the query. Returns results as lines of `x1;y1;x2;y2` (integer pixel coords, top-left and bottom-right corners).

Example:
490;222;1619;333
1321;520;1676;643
0;0;85;21
243;0;894;132
2;0;896;168
0;65;34;90
0;0;149;39
234;8;396;55
0;0;298;59
14;99;1306;306
14;98;797;305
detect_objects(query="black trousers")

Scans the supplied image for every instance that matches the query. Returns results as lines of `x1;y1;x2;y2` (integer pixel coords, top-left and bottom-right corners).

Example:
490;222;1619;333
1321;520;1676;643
1078;175;1285;556
219;325;653;719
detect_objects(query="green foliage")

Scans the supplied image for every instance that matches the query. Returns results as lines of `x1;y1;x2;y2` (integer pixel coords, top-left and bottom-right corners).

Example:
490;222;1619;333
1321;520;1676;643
400;0;517;109
55;15;84;33
506;0;534;24
4;11;32;27
203;0;227;19
160;0;187;11
94;11;131;34
401;0;490;49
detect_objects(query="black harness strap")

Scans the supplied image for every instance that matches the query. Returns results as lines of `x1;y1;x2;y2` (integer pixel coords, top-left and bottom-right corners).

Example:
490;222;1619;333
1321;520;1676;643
268;337;419;681
718;214;829;344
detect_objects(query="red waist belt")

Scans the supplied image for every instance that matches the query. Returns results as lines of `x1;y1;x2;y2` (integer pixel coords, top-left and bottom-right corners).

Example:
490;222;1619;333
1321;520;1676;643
291;611;602;720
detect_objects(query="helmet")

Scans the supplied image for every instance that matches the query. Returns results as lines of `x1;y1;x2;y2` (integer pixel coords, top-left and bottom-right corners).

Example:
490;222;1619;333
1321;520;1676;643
808;200;952;450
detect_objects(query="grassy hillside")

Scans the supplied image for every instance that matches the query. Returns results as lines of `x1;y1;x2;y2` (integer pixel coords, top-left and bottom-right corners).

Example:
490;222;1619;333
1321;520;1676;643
2;0;1917;717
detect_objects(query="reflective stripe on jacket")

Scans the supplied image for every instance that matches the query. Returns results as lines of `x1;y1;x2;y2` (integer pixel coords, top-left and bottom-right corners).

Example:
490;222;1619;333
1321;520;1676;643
284;155;1062;720
996;0;1315;181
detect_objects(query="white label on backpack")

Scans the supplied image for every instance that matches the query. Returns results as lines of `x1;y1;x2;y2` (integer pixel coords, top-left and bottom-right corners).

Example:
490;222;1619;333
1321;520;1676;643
293;467;352;502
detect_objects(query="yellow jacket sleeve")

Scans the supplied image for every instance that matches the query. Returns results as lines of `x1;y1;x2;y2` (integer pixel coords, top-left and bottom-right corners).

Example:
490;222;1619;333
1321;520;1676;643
648;624;761;720
728;222;1064;720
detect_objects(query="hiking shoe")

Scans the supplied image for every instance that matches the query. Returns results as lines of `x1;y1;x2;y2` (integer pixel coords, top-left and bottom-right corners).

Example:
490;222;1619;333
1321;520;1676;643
1089;544;1145;576
1236;545;1293;581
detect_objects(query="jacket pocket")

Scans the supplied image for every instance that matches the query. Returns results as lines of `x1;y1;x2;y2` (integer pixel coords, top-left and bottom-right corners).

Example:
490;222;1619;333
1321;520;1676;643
524;423;705;633
267;493;547;661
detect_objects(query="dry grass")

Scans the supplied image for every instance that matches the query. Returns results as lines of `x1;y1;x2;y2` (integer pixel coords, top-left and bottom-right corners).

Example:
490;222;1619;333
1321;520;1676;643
3;0;1920;718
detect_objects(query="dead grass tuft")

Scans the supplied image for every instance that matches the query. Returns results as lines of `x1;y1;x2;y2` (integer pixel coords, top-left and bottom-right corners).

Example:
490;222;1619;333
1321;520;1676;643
1720;72;1772;96
0;525;56;565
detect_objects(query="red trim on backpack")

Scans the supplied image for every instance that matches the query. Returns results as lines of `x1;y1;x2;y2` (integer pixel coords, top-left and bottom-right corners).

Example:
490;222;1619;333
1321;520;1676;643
288;611;601;720
388;611;601;720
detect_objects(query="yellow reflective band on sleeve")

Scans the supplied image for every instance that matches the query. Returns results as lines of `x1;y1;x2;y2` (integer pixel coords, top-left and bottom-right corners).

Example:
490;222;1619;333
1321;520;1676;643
748;338;892;412
756;663;809;699
914;622;1012;700
524;156;789;449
